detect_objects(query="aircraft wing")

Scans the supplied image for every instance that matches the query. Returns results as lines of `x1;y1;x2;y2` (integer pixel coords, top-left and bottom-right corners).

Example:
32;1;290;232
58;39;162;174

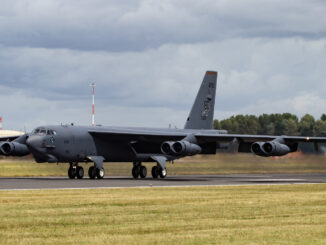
88;129;188;142
89;128;326;144
0;135;20;142
89;128;326;155
194;133;326;154
194;133;326;143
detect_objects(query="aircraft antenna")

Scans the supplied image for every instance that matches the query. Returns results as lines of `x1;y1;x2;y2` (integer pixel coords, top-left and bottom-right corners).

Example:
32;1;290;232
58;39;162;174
90;83;96;126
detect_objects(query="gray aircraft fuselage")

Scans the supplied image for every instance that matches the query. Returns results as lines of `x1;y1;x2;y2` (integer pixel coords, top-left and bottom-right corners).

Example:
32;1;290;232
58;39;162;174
26;125;226;164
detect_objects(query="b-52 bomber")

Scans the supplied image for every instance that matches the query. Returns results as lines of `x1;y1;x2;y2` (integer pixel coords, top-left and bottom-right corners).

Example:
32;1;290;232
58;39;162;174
1;71;326;180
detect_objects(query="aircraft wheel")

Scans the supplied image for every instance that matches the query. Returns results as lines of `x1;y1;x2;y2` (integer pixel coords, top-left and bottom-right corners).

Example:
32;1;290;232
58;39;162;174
151;166;159;179
139;166;147;179
132;166;140;179
159;168;167;179
68;167;76;179
96;168;105;179
76;166;84;179
88;166;96;179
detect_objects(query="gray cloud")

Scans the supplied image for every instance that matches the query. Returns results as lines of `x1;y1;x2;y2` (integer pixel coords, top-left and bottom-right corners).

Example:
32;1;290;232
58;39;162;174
0;0;325;51
0;0;326;131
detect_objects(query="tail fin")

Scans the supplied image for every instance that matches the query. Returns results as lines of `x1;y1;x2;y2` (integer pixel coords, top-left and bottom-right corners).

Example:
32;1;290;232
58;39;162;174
184;71;217;129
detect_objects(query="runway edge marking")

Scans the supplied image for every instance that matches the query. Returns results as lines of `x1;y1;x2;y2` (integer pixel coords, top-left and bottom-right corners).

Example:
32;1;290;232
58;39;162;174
0;182;324;191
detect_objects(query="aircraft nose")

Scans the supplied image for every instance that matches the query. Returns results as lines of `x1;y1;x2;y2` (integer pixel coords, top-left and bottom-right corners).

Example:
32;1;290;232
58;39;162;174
26;135;43;150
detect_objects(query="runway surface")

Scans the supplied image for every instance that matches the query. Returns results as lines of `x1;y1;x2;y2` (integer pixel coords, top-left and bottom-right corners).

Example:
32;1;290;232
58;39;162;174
1;173;326;190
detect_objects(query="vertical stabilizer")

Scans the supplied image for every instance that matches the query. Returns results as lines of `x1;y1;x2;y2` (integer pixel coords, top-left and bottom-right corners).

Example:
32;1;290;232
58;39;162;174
184;71;217;129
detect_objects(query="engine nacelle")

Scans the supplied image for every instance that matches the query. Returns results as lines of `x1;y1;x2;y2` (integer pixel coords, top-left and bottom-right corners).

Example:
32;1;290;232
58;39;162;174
161;141;202;156
262;141;290;156
171;141;202;156
161;141;174;155
0;142;30;156
251;142;268;156
251;140;291;157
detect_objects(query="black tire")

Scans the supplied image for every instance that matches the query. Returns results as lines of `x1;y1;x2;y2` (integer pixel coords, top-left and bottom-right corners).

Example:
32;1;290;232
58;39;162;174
159;168;167;179
96;168;105;179
151;166;159;179
76;166;84;179
68;167;76;179
88;166;96;179
139;166;147;179
132;166;140;179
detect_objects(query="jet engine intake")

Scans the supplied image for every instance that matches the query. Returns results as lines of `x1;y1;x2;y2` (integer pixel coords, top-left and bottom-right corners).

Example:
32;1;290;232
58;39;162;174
171;141;202;156
251;142;267;156
0;142;30;156
161;141;202;156
262;141;290;156
160;141;174;155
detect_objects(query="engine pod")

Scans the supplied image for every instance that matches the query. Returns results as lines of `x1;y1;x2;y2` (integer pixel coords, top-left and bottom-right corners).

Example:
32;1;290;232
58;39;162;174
171;141;202;156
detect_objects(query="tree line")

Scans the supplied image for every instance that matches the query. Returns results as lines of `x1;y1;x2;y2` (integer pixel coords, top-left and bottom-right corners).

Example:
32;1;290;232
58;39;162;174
214;113;326;136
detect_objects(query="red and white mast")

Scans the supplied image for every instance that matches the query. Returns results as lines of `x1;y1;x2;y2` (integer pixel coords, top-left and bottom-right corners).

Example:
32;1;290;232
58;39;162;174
90;83;96;126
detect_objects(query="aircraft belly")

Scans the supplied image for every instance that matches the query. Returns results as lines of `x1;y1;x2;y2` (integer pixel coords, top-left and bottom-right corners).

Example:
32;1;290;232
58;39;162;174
96;141;135;162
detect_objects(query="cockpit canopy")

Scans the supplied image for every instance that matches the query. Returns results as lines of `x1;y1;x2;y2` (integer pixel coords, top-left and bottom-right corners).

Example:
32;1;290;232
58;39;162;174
32;127;57;136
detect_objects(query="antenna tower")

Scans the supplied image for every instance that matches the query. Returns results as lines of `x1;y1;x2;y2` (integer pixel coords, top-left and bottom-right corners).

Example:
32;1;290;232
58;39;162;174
90;83;96;126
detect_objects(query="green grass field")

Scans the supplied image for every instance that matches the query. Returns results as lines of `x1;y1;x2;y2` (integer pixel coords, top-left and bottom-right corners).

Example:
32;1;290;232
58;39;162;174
1;153;326;177
1;184;326;244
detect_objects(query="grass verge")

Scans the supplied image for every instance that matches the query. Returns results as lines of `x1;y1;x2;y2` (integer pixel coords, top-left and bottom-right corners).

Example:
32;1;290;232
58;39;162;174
1;184;326;244
0;154;326;177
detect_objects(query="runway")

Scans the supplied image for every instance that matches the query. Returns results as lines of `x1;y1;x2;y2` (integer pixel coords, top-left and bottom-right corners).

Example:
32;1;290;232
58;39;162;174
1;173;326;190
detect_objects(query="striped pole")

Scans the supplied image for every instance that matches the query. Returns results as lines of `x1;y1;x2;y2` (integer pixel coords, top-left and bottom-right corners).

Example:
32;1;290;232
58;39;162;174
0;116;2;130
90;83;96;126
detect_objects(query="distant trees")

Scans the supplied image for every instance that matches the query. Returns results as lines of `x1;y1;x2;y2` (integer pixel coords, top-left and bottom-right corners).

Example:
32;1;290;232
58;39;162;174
214;113;326;136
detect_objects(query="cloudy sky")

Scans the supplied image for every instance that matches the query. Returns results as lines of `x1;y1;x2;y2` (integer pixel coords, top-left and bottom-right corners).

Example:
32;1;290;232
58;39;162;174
0;0;326;131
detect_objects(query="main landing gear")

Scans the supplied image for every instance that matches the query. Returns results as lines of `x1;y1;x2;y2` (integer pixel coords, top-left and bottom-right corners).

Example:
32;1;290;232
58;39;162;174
131;162;167;179
132;162;147;179
88;165;105;179
68;163;84;179
151;165;167;179
68;162;104;179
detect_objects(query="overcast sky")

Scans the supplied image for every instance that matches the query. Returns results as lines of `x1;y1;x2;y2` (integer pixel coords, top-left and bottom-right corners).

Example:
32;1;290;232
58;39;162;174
0;0;326;131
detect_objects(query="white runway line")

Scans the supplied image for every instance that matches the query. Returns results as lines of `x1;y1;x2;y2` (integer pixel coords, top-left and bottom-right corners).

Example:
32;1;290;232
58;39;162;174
0;182;323;192
249;179;306;181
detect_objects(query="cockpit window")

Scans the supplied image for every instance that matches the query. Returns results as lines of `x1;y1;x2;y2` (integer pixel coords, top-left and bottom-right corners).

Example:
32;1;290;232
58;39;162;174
32;127;56;135
39;129;46;135
47;129;57;135
32;128;40;134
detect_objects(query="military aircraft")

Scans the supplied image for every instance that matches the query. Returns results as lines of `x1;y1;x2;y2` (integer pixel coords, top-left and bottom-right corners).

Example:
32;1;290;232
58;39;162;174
1;71;326;179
